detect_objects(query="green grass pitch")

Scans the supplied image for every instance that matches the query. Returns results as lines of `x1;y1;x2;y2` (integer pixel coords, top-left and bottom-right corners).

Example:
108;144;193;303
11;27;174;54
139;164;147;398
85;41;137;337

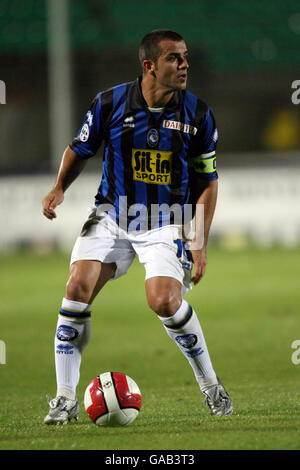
0;247;299;450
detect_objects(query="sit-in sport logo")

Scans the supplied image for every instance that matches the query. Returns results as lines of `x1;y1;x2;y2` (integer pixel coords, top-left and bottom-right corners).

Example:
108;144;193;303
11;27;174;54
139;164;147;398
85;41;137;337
0;80;6;104
132;149;172;185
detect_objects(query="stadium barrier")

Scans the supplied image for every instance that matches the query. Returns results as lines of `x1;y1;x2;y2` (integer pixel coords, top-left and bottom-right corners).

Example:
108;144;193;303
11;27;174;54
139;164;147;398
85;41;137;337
0;166;300;252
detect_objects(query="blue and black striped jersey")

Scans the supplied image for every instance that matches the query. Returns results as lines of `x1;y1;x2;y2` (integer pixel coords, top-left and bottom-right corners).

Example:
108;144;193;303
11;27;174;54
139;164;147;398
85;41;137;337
70;76;218;228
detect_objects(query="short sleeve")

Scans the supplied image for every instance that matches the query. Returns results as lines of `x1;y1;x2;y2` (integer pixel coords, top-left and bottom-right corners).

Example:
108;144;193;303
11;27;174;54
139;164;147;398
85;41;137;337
189;107;218;180
69;93;104;159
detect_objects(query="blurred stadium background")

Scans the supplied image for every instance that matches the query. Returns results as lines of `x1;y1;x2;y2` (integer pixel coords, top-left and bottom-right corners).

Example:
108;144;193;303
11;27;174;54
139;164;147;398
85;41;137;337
0;0;300;252
1;1;300;451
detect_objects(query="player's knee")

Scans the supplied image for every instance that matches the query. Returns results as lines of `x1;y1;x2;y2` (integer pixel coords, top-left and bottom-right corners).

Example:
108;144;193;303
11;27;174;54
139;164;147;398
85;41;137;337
148;293;181;317
66;273;91;303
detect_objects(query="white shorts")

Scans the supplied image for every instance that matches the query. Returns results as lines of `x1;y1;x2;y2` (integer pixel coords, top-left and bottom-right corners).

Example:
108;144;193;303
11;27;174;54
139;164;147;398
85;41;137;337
70;208;193;294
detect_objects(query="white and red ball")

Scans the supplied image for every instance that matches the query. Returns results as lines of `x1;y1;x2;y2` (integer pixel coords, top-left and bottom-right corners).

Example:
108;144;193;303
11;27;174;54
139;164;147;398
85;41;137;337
84;372;142;426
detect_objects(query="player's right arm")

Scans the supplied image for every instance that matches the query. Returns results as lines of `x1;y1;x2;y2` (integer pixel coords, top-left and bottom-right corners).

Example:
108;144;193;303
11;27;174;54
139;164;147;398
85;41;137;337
43;91;106;220
42;146;87;220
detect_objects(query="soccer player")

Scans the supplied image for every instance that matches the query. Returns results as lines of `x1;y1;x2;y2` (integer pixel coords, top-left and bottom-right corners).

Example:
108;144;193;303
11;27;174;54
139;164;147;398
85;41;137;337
42;29;233;424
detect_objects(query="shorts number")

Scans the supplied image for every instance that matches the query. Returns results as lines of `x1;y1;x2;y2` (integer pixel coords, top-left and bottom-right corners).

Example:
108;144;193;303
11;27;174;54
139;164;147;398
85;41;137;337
174;239;192;262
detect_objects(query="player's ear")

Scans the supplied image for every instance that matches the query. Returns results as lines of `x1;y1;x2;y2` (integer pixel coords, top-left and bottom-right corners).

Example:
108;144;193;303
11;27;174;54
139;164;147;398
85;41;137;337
143;59;156;75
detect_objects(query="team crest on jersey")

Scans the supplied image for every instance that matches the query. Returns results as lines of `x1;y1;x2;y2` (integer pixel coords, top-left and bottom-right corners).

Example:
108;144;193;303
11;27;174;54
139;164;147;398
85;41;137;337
132;148;172;185
80;123;89;142
163;120;198;135
147;128;159;147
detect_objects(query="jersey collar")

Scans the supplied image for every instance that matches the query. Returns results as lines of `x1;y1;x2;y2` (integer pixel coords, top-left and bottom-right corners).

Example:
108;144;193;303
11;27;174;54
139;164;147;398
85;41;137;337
129;76;181;112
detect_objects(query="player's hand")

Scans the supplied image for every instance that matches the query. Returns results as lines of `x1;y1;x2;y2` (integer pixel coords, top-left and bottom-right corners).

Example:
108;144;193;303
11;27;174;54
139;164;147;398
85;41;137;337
190;248;207;285
42;188;64;220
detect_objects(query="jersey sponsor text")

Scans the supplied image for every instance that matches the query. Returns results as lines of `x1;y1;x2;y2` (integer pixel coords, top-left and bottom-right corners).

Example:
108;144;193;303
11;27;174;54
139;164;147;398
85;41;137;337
163;120;197;135
132;149;172;185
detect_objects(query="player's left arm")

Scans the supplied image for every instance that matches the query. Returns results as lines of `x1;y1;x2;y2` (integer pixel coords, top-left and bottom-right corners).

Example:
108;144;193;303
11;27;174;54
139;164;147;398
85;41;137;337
190;178;218;285
189;106;219;285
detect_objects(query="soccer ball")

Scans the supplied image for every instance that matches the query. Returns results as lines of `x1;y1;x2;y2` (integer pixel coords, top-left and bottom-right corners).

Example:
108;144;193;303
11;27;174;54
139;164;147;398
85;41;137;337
84;371;142;426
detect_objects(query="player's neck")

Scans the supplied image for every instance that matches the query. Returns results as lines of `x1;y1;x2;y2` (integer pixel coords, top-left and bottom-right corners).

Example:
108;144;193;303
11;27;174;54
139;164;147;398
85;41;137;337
141;76;174;109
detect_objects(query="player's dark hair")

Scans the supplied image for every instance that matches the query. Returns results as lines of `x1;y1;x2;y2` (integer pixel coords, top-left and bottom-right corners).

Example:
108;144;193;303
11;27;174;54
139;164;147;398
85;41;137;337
139;29;184;69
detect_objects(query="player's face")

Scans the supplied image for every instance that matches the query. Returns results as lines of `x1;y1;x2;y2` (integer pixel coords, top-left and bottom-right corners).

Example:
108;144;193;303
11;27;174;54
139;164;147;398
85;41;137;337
154;40;189;91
